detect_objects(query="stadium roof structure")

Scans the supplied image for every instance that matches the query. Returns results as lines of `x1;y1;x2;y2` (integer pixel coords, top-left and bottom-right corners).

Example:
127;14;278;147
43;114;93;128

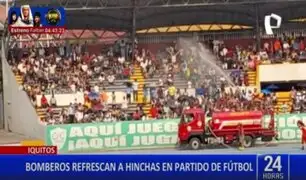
13;0;306;31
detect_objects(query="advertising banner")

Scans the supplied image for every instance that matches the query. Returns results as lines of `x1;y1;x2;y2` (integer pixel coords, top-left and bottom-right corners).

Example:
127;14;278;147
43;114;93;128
46;119;180;152
46;113;305;153
258;63;306;82
269;113;306;141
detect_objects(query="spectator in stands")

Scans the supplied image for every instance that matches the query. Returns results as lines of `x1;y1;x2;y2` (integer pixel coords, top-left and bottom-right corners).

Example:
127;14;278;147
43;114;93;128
149;104;158;119
133;110;141;120
9;33;306;124
126;85;132;104
50;94;57;107
68;103;75;123
132;79;138;102
41;94;48;108
111;91;116;104
122;96;128;111
107;74;115;85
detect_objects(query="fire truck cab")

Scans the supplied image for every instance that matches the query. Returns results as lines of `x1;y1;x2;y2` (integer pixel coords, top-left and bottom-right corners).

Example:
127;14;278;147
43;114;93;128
178;108;277;150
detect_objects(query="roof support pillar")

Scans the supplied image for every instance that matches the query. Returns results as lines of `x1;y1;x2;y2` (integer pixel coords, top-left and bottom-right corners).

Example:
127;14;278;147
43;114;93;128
255;4;261;51
131;0;137;61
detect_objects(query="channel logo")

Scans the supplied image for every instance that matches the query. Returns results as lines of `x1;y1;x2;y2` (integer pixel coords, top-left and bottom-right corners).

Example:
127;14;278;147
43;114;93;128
264;13;282;35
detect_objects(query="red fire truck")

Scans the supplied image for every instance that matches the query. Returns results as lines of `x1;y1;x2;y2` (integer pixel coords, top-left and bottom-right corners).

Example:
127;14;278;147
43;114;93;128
178;108;277;150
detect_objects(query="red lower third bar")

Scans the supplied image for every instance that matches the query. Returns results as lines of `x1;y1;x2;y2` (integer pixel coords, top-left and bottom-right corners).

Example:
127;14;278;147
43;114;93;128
0;146;57;154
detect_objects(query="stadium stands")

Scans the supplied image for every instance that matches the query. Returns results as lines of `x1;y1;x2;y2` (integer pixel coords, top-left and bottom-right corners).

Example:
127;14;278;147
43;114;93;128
7;29;306;124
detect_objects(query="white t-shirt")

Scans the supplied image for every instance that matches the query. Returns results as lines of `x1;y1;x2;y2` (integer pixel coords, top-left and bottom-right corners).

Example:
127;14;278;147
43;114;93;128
94;85;99;93
133;82;138;91
75;111;83;122
56;57;61;62
34;60;40;67
246;92;253;101
99;75;105;82
122;101;128;109
118;57;125;64
70;84;76;92
49;64;56;74
68;106;75;115
81;64;88;72
107;75;115;83
283;42;290;50
264;42;269;49
171;55;176;63
221;48;228;56
49;118;56;125
259;51;268;59
87;70;92;76
140;61;147;70
136;56;143;62
187;81;192;89
17;63;26;74
33;66;39;73
98;55;103;61
159;79;163;86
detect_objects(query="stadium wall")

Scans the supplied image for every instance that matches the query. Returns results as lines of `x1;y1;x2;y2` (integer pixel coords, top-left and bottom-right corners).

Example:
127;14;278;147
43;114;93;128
1;47;45;139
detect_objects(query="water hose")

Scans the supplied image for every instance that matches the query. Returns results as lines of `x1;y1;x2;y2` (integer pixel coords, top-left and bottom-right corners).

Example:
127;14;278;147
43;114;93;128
207;120;241;150
206;120;278;150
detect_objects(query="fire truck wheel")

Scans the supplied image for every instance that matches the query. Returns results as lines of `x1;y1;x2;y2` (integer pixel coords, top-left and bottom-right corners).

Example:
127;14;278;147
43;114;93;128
243;136;254;148
189;137;201;150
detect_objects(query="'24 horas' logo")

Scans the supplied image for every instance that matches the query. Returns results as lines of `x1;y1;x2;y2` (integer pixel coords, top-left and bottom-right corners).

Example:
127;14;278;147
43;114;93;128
264;13;282;35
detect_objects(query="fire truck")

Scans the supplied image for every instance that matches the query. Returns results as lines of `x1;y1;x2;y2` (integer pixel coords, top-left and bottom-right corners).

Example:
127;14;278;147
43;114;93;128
178;108;277;150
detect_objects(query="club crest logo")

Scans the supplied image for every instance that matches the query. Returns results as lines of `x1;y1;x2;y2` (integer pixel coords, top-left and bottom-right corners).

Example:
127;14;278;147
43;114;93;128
50;127;67;150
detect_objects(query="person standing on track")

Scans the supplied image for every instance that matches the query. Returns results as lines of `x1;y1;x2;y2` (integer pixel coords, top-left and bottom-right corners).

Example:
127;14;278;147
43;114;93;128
238;123;245;151
297;120;306;150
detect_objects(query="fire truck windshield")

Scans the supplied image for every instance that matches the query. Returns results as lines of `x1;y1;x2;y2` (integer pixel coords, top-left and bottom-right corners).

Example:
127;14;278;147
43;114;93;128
181;113;194;124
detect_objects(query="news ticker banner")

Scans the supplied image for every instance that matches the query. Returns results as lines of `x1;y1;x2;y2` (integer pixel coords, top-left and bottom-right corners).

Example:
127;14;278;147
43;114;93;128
0;154;304;180
8;5;66;35
45;114;306;153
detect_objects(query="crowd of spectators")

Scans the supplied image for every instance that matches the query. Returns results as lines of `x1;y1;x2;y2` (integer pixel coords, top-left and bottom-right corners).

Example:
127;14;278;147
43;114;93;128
8;41;137;124
141;33;306;120
291;87;306;113
8;33;306;125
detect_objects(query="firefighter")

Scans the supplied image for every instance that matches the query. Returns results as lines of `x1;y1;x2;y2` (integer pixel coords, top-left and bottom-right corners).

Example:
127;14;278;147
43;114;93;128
297;120;306;150
238;123;245;151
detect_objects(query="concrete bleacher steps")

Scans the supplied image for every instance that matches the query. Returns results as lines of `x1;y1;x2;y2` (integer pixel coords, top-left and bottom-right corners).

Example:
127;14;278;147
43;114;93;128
143;104;151;117
275;92;292;113
14;73;47;121
126;103;151;116
36;108;47;121
247;71;257;86
130;66;145;104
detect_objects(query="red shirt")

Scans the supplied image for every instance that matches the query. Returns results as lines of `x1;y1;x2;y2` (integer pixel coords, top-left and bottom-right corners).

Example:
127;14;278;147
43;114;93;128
133;112;141;120
123;68;130;76
150;107;158;118
300;42;305;51
83;54;91;64
302;127;306;140
41;96;48;105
